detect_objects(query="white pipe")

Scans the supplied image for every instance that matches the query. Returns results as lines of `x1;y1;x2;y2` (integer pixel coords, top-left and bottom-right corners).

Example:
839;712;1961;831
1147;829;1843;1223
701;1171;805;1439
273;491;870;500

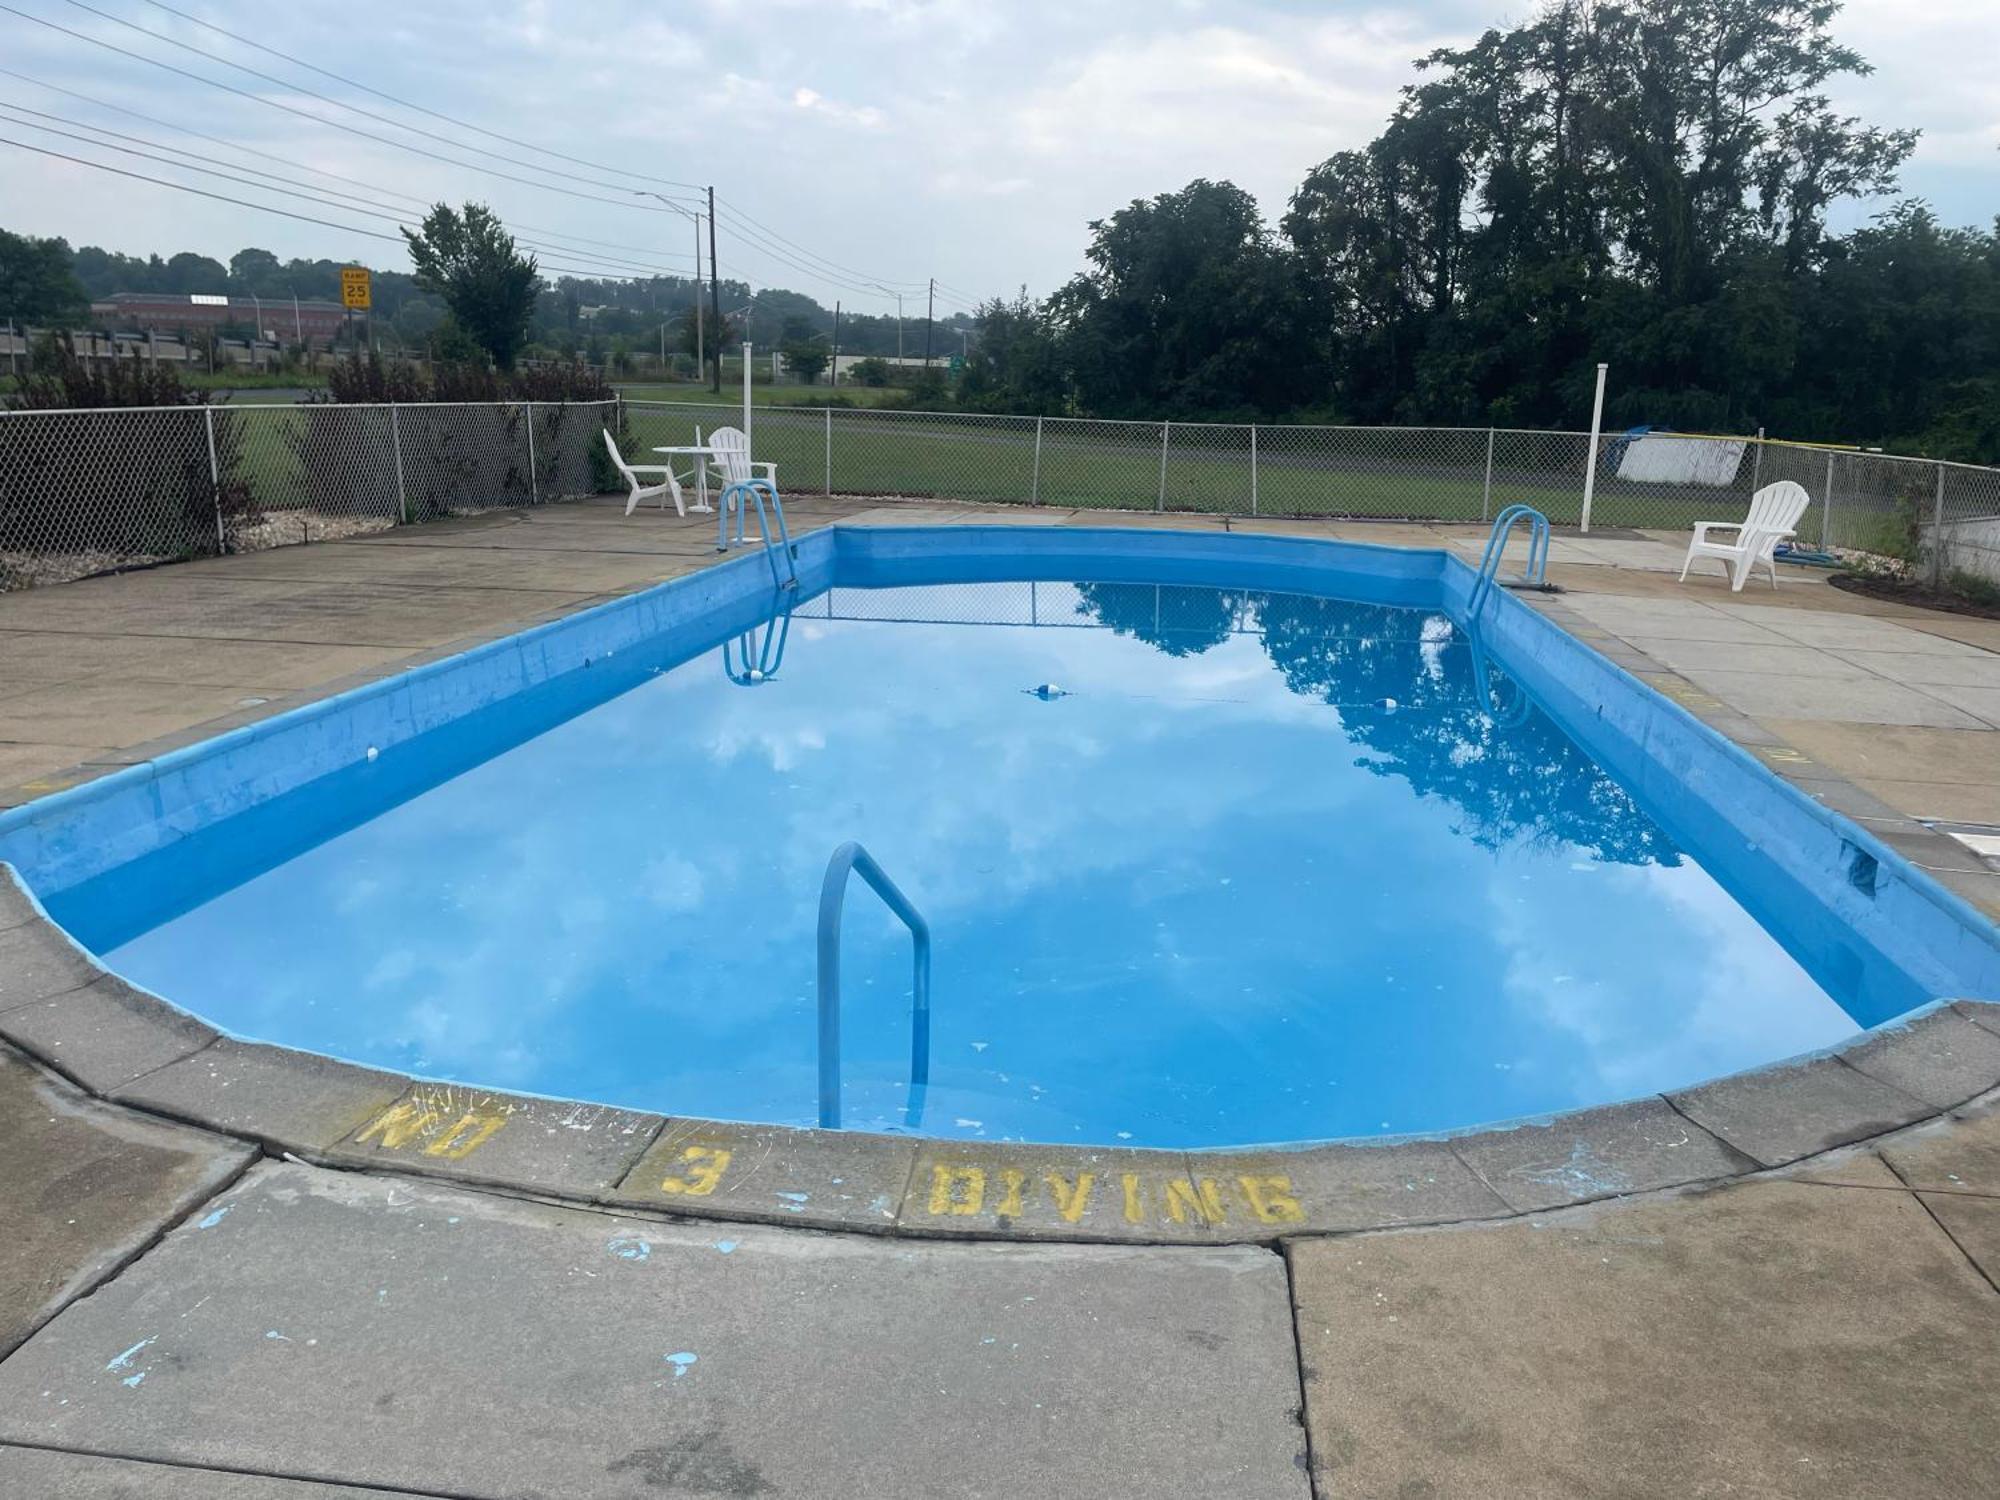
742;340;753;463
1579;362;1608;534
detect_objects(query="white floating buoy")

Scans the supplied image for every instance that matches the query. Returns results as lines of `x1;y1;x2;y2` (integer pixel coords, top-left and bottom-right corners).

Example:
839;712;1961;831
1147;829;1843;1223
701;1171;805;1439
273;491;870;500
365;746;379;761
1027;683;1068;701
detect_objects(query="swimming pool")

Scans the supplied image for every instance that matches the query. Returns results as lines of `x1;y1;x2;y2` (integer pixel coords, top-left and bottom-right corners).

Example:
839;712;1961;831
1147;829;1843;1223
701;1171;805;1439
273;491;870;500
5;525;1997;1152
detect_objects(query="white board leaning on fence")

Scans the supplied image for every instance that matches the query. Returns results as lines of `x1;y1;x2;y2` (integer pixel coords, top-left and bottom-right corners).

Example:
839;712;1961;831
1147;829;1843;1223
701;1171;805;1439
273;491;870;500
1617;435;1747;486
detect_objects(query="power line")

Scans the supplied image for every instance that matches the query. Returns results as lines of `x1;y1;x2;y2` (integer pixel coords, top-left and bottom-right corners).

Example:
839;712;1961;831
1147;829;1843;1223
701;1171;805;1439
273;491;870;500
715;195;927;290
138;0;704;194
0;4;702;212
0;133;401;243
0;64;430;212
62;0;706;205
0;125;684;281
5;6;998;307
0;66;703;266
0;107;692;279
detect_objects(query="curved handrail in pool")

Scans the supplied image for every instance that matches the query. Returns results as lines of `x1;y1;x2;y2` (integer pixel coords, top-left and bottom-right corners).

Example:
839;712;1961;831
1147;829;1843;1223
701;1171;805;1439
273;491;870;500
717;478;800;591
1467;503;1550;619
723;592;793;685
817;841;932;1131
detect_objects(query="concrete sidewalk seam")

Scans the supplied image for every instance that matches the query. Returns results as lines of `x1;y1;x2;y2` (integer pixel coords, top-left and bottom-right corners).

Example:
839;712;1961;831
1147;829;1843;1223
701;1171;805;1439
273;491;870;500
0;1438;488;1499
1279;1243;1326;1500
1878;1151;2000;1298
0;1143;257;1367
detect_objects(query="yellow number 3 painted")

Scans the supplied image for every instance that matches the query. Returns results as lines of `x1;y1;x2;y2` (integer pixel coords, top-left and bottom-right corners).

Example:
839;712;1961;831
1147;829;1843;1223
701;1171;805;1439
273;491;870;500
660;1145;733;1197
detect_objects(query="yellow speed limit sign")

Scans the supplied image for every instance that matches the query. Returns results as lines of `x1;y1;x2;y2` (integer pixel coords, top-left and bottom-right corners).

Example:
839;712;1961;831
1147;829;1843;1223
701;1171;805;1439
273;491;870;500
340;266;372;310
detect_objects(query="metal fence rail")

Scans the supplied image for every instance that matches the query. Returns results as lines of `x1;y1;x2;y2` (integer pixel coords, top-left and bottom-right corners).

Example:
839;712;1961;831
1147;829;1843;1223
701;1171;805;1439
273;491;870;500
5;395;1998;591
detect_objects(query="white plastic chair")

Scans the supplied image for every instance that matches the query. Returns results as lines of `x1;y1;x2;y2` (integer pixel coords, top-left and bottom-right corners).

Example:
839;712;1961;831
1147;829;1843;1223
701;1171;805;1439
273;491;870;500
704;426;778;493
1678;480;1812;591
705;425;781;539
603;429;685;517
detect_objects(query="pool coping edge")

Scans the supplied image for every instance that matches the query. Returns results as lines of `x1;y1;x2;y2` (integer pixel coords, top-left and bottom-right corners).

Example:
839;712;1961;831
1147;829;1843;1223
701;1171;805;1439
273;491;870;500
8;861;2000;1244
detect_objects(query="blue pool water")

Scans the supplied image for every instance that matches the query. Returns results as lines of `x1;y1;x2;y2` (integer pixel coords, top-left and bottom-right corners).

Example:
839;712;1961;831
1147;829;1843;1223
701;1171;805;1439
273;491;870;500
52;573;1885;1148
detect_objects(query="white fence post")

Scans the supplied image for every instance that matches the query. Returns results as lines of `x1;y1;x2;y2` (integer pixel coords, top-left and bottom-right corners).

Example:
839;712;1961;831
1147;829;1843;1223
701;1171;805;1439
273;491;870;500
523;401;539;504
1481;426;1495;522
1821;451;1835;550
1578;362;1608;533
390;404;409;523
1750;426;1764;495
1157;421;1169;512
825;406;833;497
202;407;226;553
1250;424;1258;516
1031;415;1043;505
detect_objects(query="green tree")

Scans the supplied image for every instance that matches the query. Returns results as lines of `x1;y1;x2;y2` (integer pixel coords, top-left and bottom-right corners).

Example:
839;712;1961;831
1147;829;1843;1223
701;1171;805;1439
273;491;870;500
400;203;540;369
1051;179;1317;418
781;334;830;383
956;291;1068;414
0;229;89;325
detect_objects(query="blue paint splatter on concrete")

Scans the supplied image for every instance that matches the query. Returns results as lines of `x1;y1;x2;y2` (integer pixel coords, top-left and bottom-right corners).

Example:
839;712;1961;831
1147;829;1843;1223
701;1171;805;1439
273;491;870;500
105;1337;154;1373
606;1234;651;1261
265;1330;291;1342
713;1240;738;1255
665;1351;698;1380
121;1372;146;1388
196;1206;231;1229
1523;1141;1634;1200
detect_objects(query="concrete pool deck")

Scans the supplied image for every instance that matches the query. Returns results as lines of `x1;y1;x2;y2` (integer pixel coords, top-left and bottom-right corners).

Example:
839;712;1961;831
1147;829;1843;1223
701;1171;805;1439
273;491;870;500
3;495;2000;1496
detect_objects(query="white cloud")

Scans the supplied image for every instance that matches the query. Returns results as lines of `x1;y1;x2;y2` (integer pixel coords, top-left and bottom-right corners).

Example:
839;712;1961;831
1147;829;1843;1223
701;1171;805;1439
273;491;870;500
0;0;1989;305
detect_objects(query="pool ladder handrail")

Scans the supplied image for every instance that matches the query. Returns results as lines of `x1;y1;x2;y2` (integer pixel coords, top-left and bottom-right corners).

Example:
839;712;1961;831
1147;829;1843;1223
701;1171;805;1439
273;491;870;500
1468;626;1534;729
1466;504;1550;620
717;477;800;592
817;841;931;1130
723;593;793;685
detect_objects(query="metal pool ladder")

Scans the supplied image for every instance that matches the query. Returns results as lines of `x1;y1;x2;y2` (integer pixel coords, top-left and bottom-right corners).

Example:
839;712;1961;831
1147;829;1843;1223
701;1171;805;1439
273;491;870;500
717;478;800;592
817;841;931;1130
723;593;793;685
1467;503;1551;619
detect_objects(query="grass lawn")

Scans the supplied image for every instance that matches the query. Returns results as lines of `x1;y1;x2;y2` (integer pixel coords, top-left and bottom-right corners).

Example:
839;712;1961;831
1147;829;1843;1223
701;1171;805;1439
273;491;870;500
616;400;1799;533
19;397;1850;552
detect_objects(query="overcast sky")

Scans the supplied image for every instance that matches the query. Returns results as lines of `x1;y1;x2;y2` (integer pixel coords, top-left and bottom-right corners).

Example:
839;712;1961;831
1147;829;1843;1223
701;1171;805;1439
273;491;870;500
1;0;1994;317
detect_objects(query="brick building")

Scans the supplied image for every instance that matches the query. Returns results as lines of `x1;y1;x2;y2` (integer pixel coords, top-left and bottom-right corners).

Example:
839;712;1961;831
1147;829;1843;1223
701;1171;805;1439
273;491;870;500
88;292;352;349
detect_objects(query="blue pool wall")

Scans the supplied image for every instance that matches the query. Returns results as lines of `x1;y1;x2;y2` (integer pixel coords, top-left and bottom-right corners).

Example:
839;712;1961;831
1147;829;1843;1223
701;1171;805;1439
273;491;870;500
2;522;1996;1031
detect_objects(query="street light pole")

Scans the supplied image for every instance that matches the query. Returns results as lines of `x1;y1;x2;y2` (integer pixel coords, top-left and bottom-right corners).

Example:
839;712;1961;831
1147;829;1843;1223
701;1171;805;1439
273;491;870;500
871;284;905;366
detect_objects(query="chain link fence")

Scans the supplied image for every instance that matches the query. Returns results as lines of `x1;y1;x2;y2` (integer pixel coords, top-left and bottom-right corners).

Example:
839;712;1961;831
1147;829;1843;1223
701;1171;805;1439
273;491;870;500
1;399;615;588
6;395;1998;591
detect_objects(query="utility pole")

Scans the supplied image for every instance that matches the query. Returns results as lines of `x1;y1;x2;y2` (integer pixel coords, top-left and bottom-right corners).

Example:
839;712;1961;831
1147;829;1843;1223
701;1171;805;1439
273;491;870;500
635;190;704;381
923;277;935;370
707;185;722;393
831;300;841;387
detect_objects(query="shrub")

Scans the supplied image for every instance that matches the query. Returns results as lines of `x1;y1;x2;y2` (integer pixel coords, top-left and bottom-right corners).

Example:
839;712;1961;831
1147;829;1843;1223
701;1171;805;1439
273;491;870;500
291;350;620;522
2;336;259;560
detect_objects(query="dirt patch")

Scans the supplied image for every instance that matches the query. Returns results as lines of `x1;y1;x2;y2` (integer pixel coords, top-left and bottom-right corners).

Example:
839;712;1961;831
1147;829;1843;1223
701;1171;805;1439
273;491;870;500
1830;570;2000;620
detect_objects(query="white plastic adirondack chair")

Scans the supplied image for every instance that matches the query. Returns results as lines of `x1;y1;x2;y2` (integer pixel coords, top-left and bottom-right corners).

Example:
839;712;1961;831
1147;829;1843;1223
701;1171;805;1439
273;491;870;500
1679;480;1812;591
604;429;685;517
705;425;781;538
704;426;778;493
